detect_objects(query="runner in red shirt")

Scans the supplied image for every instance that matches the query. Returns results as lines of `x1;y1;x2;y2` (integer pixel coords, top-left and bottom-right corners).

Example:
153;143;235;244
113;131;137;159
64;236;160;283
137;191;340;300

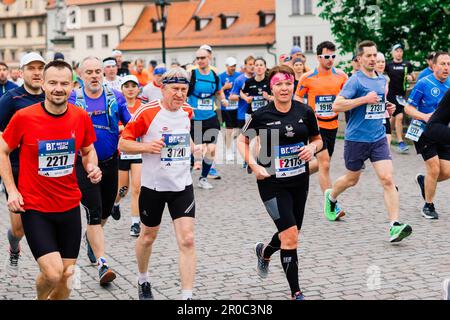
0;60;101;300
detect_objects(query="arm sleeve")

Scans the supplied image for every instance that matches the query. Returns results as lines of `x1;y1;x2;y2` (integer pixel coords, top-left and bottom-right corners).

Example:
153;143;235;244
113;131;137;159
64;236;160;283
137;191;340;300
0;92;15;132
117;92;132;125
242;79;251;95
121;109;154;141
296;77;309;98
407;62;414;74
339;76;358;99
1;111;24;151
81;111;97;147
68;91;77;105
230;78;242;95
425;89;450;144
407;81;424;108
241;113;260;139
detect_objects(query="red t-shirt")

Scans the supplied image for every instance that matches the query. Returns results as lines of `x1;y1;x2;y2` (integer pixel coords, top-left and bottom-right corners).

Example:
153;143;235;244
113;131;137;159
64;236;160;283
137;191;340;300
2;102;96;213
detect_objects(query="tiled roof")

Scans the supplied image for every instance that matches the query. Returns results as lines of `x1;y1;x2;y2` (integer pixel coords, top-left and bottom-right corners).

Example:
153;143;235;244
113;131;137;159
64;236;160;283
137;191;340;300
117;0;275;51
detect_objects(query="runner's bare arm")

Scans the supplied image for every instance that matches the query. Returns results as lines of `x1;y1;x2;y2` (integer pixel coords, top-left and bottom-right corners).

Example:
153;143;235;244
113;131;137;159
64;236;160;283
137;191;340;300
333;93;378;112
0;137;24;212
404;104;432;122
119;137;165;154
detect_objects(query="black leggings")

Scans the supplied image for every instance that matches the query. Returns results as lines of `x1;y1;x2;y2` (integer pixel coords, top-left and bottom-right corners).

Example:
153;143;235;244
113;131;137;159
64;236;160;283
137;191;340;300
21;206;82;260
257;178;309;232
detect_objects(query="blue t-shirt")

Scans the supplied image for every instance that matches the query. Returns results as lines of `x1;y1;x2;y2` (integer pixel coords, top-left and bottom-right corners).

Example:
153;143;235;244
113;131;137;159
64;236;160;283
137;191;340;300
0;85;46;166
0;81;18;98
69;88;131;161
188;69;222;121
417;67;433;82
231;74;252;120
407;74;450;115
340;71;387;143
219;71;241;110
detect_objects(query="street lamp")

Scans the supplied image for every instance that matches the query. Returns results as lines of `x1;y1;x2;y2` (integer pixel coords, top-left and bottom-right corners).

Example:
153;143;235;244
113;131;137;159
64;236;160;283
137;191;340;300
155;0;171;64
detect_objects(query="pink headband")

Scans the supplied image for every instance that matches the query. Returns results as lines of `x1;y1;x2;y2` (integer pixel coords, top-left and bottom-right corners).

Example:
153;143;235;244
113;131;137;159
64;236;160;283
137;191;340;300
270;73;294;89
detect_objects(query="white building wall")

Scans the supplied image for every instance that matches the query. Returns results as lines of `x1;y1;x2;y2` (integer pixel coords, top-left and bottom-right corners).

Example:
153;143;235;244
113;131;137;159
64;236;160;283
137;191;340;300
276;0;350;69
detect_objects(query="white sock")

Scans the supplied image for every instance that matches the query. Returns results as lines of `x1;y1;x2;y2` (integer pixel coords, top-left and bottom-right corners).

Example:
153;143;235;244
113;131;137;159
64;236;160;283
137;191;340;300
182;290;193;300
138;272;149;285
328;194;337;203
131;217;140;225
390;221;399;227
97;257;107;270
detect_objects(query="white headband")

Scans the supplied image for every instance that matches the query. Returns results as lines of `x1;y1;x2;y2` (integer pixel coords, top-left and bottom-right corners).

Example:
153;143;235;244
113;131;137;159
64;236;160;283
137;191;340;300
103;60;117;67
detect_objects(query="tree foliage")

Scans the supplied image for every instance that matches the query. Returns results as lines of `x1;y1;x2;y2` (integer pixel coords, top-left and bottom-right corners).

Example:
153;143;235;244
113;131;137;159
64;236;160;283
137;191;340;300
318;0;450;67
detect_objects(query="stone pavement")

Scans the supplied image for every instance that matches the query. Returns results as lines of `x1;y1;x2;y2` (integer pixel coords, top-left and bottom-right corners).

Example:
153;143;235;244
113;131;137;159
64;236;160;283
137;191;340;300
1;138;449;300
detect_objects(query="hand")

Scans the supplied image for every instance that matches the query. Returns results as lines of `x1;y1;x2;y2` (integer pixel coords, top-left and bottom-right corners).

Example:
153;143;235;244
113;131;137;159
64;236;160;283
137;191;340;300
245;96;254;104
298;144;315;162
365;91;380;104
86;163;102;184
223;82;233;90
222;99;229;108
422;113;432;123
251;164;271;180
386;102;396;116
407;75;413;82
7;190;25;213
146;138;165;154
262;92;270;100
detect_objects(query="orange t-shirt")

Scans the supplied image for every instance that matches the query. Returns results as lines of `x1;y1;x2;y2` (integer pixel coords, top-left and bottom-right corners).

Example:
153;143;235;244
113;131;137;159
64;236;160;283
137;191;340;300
296;68;347;130
131;70;150;86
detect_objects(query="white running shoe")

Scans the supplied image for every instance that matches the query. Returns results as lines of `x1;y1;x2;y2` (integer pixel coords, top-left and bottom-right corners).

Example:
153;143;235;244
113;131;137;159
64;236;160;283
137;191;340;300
198;177;213;189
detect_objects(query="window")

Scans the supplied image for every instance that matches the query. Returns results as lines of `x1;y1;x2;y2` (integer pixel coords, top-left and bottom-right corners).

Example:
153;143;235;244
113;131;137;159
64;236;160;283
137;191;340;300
0;50;4;61
11;23;17;38
194;17;212;31
86;35;94;48
104;8;111;22
38;21;44;36
305;35;313;52
293;36;301;47
304;0;313;15
0;24;5;38
257;11;275;28
10;50;16;61
102;34;109;48
219;14;238;30
292;0;300;15
88;10;96;23
150;19;161;33
26;22;32;37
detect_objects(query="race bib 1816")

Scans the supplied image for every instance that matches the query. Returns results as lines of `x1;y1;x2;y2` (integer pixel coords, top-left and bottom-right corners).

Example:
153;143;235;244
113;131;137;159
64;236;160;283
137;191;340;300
365;94;386;120
38;139;75;177
315;95;336;117
274;143;306;178
161;133;191;168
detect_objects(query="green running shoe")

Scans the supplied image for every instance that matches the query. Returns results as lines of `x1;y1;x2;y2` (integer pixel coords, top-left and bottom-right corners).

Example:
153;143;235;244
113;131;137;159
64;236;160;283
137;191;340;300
389;222;412;243
324;189;338;221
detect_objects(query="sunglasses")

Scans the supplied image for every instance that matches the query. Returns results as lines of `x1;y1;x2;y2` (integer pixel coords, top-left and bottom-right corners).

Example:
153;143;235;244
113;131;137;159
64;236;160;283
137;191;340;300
196;56;208;60
319;54;336;60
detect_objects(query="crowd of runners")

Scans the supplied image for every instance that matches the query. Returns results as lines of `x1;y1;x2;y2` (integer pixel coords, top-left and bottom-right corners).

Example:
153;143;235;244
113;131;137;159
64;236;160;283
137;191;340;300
0;40;449;300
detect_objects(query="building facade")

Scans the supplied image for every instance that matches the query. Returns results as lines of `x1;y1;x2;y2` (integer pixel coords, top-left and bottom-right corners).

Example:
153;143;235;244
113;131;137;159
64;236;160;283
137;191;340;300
0;0;47;67
276;0;350;69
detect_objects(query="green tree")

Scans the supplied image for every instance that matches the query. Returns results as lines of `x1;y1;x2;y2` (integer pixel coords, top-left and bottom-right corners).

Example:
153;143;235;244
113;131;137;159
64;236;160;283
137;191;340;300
318;0;450;68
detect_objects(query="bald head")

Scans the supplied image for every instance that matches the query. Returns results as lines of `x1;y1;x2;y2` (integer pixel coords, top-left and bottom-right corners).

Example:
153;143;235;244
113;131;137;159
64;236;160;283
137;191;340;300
195;49;210;70
80;56;104;95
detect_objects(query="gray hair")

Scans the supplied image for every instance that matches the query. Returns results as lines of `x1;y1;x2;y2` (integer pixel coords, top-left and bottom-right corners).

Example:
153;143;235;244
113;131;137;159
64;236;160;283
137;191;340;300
161;67;191;83
80;56;102;72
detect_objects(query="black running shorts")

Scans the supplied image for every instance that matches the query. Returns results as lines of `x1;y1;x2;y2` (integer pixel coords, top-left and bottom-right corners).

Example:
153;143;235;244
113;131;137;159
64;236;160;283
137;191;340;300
221;109;240;129
118;158;142;171
414;136;450;162
139;184;195;228
317;128;338;157
76;153;118;225
190;115;221;144
21;206;82;260
257;178;309;233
